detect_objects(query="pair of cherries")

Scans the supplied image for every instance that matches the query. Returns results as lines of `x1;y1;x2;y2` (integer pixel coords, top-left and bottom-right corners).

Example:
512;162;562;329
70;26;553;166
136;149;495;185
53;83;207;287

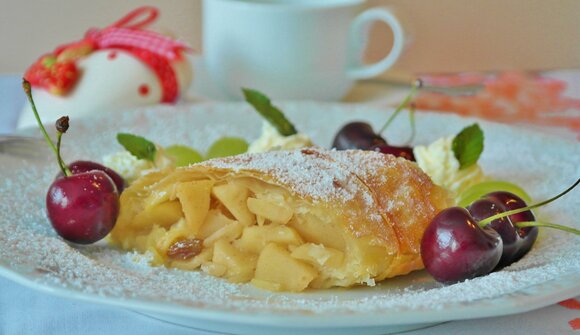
24;80;124;245
421;180;579;284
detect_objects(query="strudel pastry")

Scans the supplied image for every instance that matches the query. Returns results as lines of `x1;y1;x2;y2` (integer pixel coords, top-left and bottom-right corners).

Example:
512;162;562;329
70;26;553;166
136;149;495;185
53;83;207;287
109;148;450;291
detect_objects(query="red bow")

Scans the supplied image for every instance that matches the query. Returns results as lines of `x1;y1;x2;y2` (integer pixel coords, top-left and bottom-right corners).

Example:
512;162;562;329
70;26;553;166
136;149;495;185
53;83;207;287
83;6;189;61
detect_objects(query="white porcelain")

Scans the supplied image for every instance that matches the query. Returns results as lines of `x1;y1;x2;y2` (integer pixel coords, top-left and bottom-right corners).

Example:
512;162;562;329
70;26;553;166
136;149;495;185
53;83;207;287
1;103;579;335
202;0;405;100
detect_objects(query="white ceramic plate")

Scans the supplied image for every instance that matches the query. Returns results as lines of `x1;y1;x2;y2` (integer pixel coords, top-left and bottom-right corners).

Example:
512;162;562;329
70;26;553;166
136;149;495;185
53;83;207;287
1;103;579;335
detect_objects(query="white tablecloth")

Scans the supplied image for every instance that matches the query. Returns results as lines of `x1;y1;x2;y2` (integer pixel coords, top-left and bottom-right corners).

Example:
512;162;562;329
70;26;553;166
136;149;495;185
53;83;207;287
1;74;578;335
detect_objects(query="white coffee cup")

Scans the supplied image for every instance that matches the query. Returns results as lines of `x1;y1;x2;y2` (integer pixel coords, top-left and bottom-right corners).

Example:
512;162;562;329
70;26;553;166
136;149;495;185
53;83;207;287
202;0;405;101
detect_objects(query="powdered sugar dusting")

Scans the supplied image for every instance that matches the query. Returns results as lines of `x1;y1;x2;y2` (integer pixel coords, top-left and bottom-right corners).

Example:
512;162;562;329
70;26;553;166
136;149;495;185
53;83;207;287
1;103;579;318
203;148;393;233
205;149;358;204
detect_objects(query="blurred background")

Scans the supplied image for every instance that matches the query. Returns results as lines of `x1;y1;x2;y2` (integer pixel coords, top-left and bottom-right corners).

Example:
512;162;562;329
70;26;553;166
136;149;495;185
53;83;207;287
1;0;579;75
1;0;578;136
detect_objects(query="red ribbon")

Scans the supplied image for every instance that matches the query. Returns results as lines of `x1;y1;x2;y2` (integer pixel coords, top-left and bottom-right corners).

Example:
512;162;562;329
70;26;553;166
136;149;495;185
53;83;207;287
109;5;159;29
57;6;190;103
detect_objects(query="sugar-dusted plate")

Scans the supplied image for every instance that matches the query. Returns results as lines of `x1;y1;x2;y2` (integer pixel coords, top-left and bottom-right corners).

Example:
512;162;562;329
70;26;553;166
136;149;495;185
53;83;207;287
1;103;578;335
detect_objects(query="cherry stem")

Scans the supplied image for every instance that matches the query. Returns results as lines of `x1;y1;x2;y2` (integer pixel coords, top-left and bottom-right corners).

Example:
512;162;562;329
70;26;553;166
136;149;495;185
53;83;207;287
22;79;71;177
378;79;422;135
478;178;580;227
515;221;580;235
406;103;416;144
56;132;72;176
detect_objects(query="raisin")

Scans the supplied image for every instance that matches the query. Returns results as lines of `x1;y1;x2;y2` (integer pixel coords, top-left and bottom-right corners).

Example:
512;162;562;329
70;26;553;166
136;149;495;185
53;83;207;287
166;238;203;260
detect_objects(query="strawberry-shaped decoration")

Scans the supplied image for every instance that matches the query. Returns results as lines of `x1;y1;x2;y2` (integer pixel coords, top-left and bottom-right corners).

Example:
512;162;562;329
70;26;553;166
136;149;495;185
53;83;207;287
25;55;80;95
47;62;79;95
24;55;53;87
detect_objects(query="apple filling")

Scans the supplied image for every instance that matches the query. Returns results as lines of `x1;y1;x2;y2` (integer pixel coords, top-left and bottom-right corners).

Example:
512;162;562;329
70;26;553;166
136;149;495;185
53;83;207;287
110;172;405;291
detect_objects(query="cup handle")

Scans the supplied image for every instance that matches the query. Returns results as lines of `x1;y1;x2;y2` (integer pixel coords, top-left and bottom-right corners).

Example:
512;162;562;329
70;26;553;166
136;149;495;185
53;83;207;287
346;8;405;80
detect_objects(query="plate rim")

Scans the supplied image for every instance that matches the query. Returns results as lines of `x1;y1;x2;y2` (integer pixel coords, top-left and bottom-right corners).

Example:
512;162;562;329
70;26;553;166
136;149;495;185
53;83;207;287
2;102;579;330
1;263;578;328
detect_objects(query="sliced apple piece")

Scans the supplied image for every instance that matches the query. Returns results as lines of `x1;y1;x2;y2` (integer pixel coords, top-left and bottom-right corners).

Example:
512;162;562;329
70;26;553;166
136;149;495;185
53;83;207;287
175;180;214;234
203;221;244;247
199;209;238;239
291;243;344;269
254;243;317;292
290;213;346;251
212;239;257;283
212;182;255;226
247;197;293;224
235;225;303;254
142;183;179;208
201;261;227;277
133;200;183;229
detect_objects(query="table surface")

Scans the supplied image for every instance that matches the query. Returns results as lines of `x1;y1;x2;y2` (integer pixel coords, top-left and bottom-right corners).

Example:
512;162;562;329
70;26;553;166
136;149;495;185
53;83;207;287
1;71;579;335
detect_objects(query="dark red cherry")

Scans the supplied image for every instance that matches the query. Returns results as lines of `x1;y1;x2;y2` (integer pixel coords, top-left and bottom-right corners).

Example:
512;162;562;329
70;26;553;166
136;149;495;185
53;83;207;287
58;160;125;193
46;170;119;244
370;144;415;161
421;207;503;284
468;198;521;267
484;191;537;265
332;122;387;150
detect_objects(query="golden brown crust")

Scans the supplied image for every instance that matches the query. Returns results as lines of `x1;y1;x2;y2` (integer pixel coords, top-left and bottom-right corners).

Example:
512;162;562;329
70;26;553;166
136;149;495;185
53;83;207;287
334;150;451;255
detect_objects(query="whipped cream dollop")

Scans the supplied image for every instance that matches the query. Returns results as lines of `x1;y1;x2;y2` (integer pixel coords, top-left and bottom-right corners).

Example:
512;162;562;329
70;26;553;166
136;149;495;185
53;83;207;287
413;137;486;197
248;121;313;153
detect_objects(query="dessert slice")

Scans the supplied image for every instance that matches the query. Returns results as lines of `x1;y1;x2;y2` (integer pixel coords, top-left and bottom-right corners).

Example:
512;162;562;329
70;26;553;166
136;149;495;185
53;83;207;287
109;148;450;291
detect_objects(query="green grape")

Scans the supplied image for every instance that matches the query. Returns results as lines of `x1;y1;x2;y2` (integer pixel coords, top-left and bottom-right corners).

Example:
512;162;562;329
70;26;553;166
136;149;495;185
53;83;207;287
165;145;203;167
458;180;532;207
206;137;249;159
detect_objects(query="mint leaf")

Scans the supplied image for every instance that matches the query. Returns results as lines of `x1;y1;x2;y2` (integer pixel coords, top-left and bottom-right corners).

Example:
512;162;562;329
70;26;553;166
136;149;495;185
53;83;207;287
117;133;157;162
452;123;484;169
242;88;297;136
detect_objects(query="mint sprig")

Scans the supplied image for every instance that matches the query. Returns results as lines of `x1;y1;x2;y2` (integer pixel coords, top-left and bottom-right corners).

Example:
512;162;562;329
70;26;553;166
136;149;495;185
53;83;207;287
117;133;157;162
242;88;297;136
452;123;484;169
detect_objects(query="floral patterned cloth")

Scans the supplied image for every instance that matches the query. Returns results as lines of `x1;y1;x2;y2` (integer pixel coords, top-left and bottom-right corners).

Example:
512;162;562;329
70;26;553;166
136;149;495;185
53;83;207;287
415;72;580;140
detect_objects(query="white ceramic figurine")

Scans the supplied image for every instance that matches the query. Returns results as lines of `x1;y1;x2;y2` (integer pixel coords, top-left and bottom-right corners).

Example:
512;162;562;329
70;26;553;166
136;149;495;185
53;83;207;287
18;6;192;129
